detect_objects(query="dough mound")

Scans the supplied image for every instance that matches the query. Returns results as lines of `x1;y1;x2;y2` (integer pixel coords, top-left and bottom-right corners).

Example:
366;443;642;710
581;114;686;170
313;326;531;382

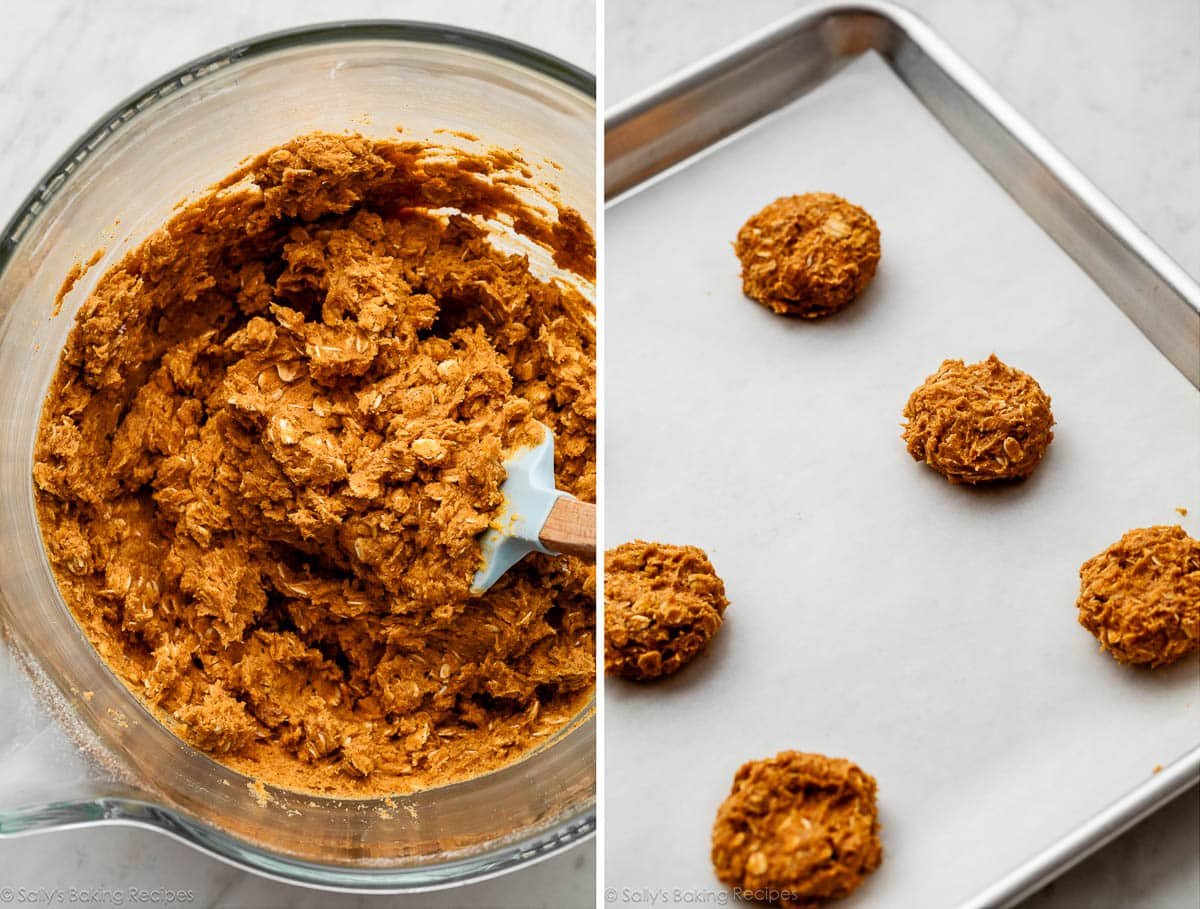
734;193;881;318
711;751;882;908
1077;525;1200;667
902;354;1054;484
604;541;728;680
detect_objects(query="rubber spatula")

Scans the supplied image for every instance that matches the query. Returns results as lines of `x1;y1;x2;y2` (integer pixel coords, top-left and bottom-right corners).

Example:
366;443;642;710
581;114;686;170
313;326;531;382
471;423;596;593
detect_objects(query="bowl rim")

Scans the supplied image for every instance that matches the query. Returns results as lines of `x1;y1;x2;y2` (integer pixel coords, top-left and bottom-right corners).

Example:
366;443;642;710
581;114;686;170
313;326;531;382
0;19;596;893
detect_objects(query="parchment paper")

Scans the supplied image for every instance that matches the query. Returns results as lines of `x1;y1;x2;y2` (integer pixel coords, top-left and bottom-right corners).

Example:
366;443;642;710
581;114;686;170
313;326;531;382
604;51;1200;908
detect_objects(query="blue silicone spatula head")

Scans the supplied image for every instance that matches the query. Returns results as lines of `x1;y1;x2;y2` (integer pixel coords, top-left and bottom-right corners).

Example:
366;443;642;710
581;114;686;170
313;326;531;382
471;424;570;594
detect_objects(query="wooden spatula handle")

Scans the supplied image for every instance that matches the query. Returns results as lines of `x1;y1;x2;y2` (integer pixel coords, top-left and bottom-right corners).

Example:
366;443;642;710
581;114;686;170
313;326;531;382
539;497;596;558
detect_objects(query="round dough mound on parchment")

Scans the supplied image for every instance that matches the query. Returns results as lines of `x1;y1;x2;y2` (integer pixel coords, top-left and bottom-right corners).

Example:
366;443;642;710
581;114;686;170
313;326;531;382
604;540;728;680
734;193;881;318
711;751;883;907
1077;525;1200;667
902;354;1054;483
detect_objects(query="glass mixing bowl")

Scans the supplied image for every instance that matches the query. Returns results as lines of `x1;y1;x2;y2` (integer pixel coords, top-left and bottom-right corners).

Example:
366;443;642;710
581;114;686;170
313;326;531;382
0;22;595;891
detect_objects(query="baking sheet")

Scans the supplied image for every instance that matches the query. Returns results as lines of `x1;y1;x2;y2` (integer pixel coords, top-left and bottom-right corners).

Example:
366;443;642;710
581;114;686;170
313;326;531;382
604;51;1200;908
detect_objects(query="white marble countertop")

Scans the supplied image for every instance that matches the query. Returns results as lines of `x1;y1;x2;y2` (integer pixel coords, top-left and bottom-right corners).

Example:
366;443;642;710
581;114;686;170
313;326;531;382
2;0;1197;907
0;2;594;907
605;1;1198;908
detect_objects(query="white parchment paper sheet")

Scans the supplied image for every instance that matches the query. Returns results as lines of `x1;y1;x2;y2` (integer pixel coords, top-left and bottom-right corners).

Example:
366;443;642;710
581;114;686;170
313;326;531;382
604;51;1200;908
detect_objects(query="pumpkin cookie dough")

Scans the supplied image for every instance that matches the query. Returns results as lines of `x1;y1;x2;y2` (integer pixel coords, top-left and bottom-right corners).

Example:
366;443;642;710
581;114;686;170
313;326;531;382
734;193;881;318
604;541;728;680
902;354;1054;484
1077;525;1200;667
712;752;882;908
33;132;596;796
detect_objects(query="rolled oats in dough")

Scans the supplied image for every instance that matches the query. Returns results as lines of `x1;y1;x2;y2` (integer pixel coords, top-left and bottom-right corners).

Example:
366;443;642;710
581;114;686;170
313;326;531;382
1077;525;1200;667
734;193;881;319
604;540;728;680
711;751;882;908
33;132;596;795
902;353;1054;484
